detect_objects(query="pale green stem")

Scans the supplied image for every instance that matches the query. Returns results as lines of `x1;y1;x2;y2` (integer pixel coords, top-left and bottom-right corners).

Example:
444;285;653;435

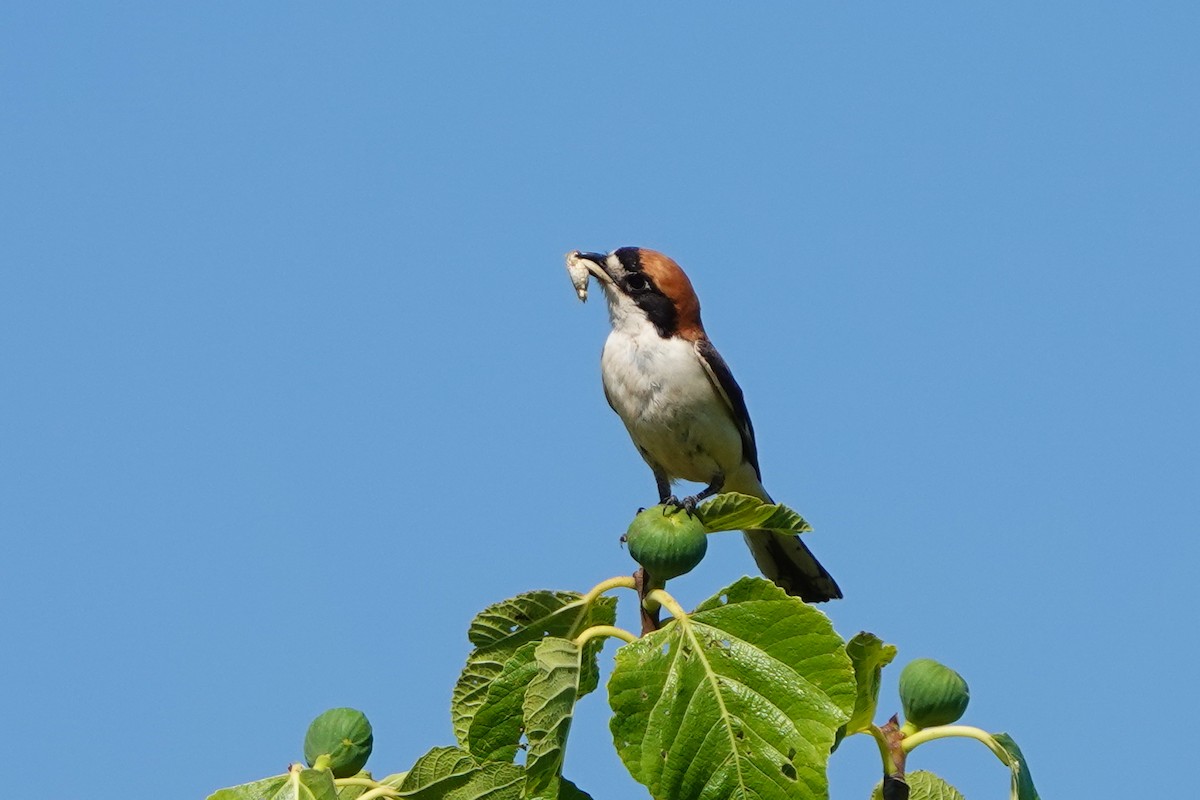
334;777;379;787
310;754;332;772
901;725;1011;765
867;725;899;775
581;575;637;606
355;787;401;800
573;624;639;647
643;588;688;621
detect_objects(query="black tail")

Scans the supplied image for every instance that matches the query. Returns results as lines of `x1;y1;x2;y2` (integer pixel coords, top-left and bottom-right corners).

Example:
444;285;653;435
743;529;843;603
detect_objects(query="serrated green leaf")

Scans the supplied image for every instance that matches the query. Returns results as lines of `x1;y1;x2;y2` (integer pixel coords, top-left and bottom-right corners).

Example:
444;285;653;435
697;493;811;534
696;493;774;530
333;771;371;800
608;577;855;800
207;767;339;800
843;632;898;735
524;638;583;797
871;771;965;800
452;592;616;747
555;777;594;800
452;657;507;752
526;776;594;800
993;733;1041;800
467;591;596;649
466;642;540;762
758;504;812;534
397;747;524;800
400;747;477;790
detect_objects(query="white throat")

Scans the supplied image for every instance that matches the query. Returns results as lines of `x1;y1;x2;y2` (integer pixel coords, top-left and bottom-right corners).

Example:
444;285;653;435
600;284;651;336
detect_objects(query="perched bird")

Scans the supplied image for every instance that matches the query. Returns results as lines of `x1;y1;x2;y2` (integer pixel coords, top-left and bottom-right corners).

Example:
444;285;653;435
569;247;842;602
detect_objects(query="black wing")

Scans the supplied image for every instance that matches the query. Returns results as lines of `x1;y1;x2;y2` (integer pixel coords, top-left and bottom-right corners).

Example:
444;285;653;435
694;338;761;482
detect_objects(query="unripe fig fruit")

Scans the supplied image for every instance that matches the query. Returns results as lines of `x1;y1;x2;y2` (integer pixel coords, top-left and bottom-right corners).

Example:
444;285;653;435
304;707;373;778
625;505;708;581
899;658;970;729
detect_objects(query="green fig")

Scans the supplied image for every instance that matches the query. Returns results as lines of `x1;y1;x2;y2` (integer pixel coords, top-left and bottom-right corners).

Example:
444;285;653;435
304;707;373;778
899;658;970;730
625;505;708;581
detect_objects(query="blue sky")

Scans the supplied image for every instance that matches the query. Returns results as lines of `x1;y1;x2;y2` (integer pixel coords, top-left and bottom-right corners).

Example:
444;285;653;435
2;4;1196;798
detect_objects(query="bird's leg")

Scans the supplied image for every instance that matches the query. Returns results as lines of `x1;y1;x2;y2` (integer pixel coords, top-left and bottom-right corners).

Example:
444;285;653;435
681;470;725;513
653;469;681;508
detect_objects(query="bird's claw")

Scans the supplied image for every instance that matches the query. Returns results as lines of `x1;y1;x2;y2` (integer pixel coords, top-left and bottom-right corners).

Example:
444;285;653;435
661;495;698;516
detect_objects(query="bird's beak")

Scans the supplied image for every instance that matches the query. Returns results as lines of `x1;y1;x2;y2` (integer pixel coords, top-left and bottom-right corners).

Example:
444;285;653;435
569;251;615;284
565;250;617;303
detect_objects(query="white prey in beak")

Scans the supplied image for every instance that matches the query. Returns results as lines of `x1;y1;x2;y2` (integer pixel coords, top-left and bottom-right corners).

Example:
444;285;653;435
564;250;613;302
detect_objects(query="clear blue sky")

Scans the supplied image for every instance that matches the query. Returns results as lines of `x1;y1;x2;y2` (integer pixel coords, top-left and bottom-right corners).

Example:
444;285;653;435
2;4;1196;798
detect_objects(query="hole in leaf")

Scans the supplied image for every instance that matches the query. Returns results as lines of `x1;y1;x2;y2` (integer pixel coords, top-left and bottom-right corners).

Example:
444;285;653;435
660;750;668;760
718;594;729;605
781;763;797;781
787;747;797;761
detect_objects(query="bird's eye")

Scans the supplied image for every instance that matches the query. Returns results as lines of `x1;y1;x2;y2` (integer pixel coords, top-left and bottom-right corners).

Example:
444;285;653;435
625;274;650;292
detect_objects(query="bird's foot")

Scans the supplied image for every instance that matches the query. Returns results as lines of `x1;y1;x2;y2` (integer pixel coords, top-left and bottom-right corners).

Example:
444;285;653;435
661;495;698;516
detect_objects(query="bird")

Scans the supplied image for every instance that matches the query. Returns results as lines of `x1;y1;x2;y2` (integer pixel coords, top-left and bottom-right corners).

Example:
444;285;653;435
568;246;842;602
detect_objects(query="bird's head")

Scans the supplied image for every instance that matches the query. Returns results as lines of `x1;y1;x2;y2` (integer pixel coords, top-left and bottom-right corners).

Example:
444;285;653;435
568;247;704;340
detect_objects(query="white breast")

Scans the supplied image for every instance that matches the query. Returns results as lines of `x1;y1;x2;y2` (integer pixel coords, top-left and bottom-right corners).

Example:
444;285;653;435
600;328;744;485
